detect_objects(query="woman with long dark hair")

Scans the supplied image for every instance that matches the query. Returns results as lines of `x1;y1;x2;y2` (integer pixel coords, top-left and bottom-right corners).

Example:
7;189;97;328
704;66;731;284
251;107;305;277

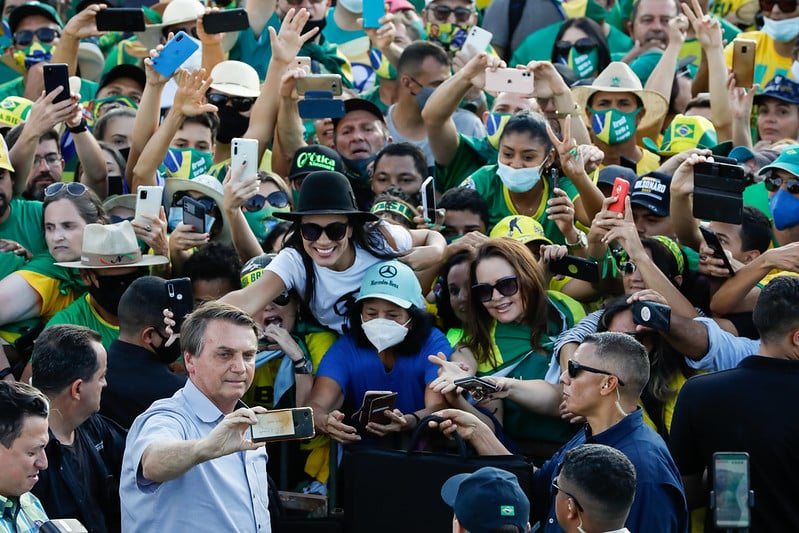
551;17;612;80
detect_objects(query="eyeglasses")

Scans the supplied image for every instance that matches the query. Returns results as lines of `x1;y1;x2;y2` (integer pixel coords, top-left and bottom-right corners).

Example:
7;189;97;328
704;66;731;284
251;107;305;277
567;359;625;386
426;4;474;23
273;291;291;306
34;153;62;167
13;28;60;46
206;92;256;112
554;38;597;57
44;182;87;197
551;476;584;512
759;0;797;13
763;173;799;194
471;275;519;303
243;191;290;212
619;261;637;276
299;221;349;241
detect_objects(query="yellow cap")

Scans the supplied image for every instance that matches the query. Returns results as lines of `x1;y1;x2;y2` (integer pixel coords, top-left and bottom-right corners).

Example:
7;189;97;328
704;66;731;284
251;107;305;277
0;135;14;172
490;215;552;246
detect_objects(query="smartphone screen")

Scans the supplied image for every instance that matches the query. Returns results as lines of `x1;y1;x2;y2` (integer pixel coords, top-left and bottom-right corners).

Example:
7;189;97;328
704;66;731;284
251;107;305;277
713;452;750;528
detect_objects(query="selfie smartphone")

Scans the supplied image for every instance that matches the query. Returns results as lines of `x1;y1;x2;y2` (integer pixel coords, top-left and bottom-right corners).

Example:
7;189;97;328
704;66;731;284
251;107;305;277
453;376;499;402
692;159;746;224
631;301;671;332
231;138;259;180
362;0;385;28
296;74;343;96
165;277;194;333
607;177;630;213
548;255;600;283
252;407;316;443
421;176;436;224
43;63;70;103
732;39;756;89
699;225;736;277
95;8;146;32
182;196;207;233
354;390;398;425
712;452;752;529
484;68;534;95
202;8;249;34
462;25;492;55
151;31;199;78
134;186;163;225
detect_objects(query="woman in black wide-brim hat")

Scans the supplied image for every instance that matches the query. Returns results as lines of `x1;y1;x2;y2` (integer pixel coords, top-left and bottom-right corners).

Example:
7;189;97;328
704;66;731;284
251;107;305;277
221;171;446;335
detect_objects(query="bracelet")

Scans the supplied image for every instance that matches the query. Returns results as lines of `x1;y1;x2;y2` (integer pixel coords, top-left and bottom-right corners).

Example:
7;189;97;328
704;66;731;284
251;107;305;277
67;117;88;134
407;412;421;425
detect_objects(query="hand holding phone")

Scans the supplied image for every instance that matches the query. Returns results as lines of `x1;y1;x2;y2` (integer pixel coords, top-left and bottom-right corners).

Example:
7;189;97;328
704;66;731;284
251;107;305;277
202;8;249;34
354;391;398;426
252;407;316;443
231;138;258;180
548;255;600;283
182;196;207;233
135;186;164;225
453;376;499;402
632;301;671;332
607;177;630;213
151;31;199;78
43;63;70;103
165;278;194;333
484;68;534;95
95;8;146;32
699;226;735;277
421;176;437;224
362;0;385;28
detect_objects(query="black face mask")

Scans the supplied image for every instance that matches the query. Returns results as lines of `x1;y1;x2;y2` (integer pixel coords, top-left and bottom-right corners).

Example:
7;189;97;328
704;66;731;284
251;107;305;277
88;269;145;316
118;146;131;163
216;105;250;144
148;329;183;364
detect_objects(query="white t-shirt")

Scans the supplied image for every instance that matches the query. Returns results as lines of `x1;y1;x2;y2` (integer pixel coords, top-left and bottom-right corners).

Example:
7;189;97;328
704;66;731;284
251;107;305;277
266;222;412;334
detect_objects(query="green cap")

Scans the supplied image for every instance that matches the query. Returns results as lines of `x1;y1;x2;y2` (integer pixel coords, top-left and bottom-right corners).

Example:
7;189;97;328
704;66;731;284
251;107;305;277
9;1;64;33
356;260;423;309
759;146;799;179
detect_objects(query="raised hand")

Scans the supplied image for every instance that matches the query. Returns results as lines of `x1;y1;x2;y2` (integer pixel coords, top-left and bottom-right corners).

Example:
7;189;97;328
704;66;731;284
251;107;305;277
269;8;317;64
223;161;260;214
546;116;583;178
172;68;217;117
682;0;723;50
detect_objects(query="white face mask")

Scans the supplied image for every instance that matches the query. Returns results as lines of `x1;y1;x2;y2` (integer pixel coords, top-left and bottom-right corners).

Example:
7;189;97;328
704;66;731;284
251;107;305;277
496;162;543;193
362;317;410;352
762;16;799;42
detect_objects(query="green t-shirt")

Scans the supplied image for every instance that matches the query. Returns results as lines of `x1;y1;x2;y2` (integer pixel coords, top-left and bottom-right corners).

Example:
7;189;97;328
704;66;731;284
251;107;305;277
460;164;580;241
0;198;47;256
511;21;634;66
434;133;497;193
0;249;27;278
47;292;119;349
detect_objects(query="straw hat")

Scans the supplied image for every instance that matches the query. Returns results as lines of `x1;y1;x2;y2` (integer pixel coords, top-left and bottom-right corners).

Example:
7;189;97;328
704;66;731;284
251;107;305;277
55;221;169;269
162;175;232;242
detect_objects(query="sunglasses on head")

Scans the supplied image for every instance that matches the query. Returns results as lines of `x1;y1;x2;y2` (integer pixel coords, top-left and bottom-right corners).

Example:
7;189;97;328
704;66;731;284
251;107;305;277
427;4;474;23
759;0;797;12
554;37;597;56
13;28;60;46
299;221;349;242
206;92;255;112
471;275;519;303
567;359;625;386
764;173;799;194
243;191;290;212
45;182;87;198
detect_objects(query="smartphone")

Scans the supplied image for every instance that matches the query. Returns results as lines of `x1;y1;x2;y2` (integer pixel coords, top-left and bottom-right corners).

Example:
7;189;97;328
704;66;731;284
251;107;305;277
550;168;560;191
362;0;385;28
134;186;163;225
165;277;194;333
692;159;746;224
231;138;259;180
252;407;316;443
182;195;206;233
202;8;249;34
354;390;398;426
453;376;499;402
421;176;436;224
296;74;343;96
631;301;671;332
43;63;70;104
462;26;492;55
712;452;751;528
548;255;600;283
294;56;311;72
484;68;534;95
95;8;146;32
699;225;736;277
607;177;630;213
151;31;199;78
732;39;756;89
107;175;124;197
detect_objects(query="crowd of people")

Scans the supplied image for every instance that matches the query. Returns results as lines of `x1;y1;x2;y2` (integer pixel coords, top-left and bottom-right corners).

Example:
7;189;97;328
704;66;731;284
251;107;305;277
0;0;798;531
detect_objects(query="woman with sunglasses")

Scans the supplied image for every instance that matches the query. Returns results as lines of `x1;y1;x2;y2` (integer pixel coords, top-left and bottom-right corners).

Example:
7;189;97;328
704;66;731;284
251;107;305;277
551;18;612;81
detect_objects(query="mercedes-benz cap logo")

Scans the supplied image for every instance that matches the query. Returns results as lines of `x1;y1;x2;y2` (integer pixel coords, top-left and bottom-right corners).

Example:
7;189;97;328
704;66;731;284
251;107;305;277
379;265;397;278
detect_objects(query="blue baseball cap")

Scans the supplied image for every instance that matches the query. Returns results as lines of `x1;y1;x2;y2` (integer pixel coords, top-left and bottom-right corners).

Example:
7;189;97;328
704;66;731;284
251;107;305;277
356;260;423;309
754;75;799;106
441;467;530;533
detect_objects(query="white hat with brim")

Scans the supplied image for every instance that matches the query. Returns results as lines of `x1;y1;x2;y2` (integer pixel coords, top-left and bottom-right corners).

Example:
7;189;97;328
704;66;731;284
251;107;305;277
209;60;261;98
162;175;232;242
102;194;137;213
135;0;239;52
55;221;169;269
572;61;668;133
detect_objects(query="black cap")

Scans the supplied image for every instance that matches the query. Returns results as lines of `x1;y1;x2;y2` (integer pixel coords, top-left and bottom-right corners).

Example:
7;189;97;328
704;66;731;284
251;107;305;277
332;98;385;131
99;64;146;92
630;172;671;217
597;165;638;188
288;144;345;181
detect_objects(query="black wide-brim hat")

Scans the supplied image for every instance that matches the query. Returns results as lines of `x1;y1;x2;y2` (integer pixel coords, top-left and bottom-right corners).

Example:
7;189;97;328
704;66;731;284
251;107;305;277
274;170;378;222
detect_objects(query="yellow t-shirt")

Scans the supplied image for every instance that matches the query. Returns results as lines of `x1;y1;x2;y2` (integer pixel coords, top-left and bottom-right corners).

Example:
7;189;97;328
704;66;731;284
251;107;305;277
16;271;78;320
724;31;794;88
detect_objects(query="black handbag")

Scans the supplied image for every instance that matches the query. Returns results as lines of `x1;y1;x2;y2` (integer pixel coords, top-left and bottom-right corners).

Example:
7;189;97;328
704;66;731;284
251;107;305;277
339;415;534;533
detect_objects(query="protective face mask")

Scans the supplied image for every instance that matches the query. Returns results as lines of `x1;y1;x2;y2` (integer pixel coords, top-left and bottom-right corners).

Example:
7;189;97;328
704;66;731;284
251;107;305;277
362;317;410;352
343;154;377;185
168;206;216;233
243;205;290;240
485;112;511;150
768;187;799;230
13;42;53;70
496;161;543;193
589;107;641;145
159;147;212;180
414;86;435;111
565;48;599;79
149;329;183;364
216;104;250;144
762;16;799;43
425;22;470;52
88;270;143;316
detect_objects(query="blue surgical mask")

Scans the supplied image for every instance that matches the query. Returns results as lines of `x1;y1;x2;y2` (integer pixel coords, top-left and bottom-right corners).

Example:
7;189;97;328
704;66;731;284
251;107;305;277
762;16;799;43
768;188;799;230
496;162;543;193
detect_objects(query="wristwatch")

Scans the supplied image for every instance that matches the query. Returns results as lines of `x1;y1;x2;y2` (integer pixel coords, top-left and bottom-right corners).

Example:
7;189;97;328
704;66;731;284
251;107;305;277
566;230;588;250
67;117;88;134
293;358;312;375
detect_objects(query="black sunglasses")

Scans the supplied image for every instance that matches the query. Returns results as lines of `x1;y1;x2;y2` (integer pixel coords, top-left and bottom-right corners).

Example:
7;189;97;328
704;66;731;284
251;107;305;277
243;191;290;212
552;476;585;512
619;261;637;276
567;359;625;386
472;275;519;303
759;0;797;12
427;4;474;23
299;221;348;242
206;92;255;112
13;28;60;46
764;173;799;194
273;291;290;306
45;182;87;198
554;37;597;56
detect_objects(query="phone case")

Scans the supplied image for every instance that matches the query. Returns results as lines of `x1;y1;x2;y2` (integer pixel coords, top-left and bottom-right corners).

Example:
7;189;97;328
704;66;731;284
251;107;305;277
294;56;311;72
165;277;194;333
202;8;249;34
732;39;756;89
252;407;316;443
182;195;206;232
463;26;492;55
353;391;397;426
296;74;344;96
151;31;199;78
484;68;534;95
548;256;600;283
632;301;671;332
607;177;630;213
693;161;746;224
43;63;70;103
95;8;146;32
298;98;345;119
135;186;163;224
421;176;436;223
453;377;499;401
712;452;751;528
231;138;259;180
363;0;385;28
699;226;735;276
